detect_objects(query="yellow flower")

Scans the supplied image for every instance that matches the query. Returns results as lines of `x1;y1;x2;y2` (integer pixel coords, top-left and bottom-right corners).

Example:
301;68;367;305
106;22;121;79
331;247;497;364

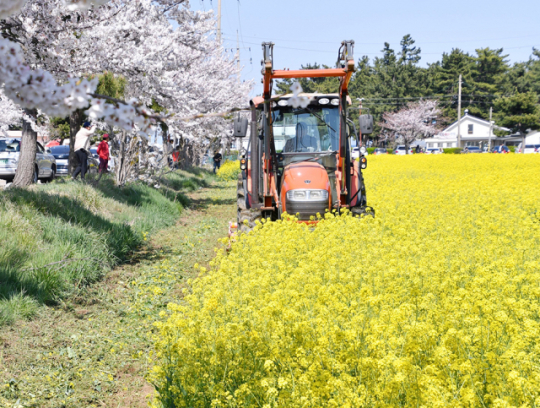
151;154;540;407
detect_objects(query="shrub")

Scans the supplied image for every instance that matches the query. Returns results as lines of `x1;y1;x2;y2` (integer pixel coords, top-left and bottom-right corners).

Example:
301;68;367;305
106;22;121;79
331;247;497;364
152;154;540;407
443;147;462;154
367;147;376;154
216;160;240;181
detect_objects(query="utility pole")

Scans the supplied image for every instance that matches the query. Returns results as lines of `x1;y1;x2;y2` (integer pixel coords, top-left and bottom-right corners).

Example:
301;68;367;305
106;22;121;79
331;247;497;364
488;106;493;152
236;30;240;70
216;0;222;43
457;74;462;149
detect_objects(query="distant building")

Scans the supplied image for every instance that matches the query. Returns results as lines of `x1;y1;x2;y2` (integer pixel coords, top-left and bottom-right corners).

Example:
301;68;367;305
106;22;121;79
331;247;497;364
424;112;510;149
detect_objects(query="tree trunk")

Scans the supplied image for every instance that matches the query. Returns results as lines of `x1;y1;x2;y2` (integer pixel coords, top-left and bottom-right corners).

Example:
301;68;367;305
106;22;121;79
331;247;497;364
115;130;126;186
405;132;411;155
69;110;84;175
12;109;38;187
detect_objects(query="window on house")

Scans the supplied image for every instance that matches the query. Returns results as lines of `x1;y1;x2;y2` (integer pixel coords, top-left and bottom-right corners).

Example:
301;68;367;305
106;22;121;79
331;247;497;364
468;124;473;134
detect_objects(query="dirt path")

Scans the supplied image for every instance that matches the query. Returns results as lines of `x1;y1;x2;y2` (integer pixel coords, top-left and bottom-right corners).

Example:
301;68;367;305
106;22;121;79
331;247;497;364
0;180;236;408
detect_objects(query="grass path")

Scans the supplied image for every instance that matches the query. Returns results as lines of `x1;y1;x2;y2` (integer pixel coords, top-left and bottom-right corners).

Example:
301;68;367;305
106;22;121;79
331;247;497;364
0;179;236;408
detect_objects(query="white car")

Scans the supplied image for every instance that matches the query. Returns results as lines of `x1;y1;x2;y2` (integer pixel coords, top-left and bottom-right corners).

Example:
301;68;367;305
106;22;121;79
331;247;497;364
393;145;414;155
516;143;540;154
351;146;368;159
425;148;443;154
0;138;56;182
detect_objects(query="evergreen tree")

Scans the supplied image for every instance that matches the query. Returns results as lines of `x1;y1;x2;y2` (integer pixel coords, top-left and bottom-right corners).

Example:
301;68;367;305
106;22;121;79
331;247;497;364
431;49;475;124
505;49;540;97
465;48;509;119
494;92;540;133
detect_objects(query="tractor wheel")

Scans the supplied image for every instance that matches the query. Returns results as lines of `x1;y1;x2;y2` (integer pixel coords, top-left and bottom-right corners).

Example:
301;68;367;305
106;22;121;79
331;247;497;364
237;174;261;233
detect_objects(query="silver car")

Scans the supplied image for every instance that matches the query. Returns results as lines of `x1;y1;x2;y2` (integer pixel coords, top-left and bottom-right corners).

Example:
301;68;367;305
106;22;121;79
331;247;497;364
49;145;70;175
0;138;56;182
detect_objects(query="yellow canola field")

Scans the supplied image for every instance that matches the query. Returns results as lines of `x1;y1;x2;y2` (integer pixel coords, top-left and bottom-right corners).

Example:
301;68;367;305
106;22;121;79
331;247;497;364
152;154;540;408
216;160;241;181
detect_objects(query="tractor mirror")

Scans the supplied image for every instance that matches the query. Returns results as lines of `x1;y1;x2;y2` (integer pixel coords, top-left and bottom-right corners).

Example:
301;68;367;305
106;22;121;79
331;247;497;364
359;114;373;135
233;115;248;138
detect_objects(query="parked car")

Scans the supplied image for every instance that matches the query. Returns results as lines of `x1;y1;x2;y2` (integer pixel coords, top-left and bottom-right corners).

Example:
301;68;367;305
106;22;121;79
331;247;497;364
464;146;482;153
516;143;540;154
373;148;388;155
393;145;413;155
491;145;510;154
0;138;56;182
351;146;368;159
425;148;443;154
50;145;99;175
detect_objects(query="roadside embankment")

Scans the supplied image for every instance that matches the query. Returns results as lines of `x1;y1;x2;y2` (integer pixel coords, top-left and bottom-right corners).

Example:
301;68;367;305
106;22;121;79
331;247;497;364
0;169;212;326
0;176;236;408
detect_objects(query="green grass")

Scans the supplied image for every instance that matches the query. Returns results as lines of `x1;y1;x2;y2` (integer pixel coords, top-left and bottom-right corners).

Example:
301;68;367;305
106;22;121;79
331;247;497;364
0;169;215;326
0;176;235;408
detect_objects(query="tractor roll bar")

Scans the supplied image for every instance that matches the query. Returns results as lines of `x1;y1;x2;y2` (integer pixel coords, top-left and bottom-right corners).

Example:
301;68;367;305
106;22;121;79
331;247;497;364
250;104;260;207
272;69;348;79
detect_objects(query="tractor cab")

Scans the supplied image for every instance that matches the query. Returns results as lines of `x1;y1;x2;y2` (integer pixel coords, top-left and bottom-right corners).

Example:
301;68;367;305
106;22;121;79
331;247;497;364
234;41;373;232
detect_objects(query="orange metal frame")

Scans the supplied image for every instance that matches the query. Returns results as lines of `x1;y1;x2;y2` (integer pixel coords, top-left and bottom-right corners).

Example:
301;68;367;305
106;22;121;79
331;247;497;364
258;43;356;212
263;67;353;97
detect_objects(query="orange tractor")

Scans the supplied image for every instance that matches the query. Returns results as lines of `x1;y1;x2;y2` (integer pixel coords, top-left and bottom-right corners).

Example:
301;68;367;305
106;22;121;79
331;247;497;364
233;41;374;232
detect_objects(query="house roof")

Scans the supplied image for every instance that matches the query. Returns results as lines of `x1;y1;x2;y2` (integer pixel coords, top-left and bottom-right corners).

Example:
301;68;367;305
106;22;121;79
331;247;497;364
443;113;510;132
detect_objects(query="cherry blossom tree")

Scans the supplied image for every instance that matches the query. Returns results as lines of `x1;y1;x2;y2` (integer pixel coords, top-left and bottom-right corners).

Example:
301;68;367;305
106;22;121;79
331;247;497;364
380;100;441;154
0;0;250;186
0;89;22;135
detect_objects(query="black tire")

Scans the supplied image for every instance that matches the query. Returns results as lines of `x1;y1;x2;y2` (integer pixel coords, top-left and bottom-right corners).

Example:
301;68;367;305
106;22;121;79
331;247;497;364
44;166;55;183
32;166;39;184
237;174;261;233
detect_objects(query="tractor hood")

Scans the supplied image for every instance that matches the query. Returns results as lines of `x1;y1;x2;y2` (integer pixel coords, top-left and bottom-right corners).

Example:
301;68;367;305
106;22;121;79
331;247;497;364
282;162;329;191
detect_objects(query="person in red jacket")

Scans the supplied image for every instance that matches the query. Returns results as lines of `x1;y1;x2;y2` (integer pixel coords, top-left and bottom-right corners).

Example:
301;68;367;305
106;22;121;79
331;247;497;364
97;134;110;174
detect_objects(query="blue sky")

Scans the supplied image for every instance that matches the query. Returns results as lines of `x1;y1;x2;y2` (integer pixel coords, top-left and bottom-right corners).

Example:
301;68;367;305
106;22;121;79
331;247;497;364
189;0;540;97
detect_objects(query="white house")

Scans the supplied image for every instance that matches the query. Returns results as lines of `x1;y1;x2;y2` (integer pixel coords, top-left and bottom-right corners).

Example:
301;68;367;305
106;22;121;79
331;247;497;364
522;130;540;145
425;112;510;149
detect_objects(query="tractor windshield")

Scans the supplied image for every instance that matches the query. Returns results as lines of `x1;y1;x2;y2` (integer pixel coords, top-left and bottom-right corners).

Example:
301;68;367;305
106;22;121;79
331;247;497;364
272;106;339;154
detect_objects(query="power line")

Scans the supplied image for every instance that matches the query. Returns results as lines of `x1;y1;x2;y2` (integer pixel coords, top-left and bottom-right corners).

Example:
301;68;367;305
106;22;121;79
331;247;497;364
362;94;501;101
222;32;540;47
222;36;539;56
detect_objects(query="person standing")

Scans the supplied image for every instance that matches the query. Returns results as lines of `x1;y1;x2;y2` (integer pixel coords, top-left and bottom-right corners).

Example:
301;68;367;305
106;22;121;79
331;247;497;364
72;121;95;181
47;138;61;147
97;134;110;174
213;150;222;173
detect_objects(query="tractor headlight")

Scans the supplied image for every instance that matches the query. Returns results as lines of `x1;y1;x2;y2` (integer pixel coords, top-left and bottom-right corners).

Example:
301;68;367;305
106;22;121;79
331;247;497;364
361;157;367;169
286;189;328;202
360;146;367;155
330;99;339;106
240;159;247;170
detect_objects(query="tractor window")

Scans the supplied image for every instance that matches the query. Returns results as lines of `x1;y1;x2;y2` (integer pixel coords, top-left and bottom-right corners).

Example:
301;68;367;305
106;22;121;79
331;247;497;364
272;107;339;153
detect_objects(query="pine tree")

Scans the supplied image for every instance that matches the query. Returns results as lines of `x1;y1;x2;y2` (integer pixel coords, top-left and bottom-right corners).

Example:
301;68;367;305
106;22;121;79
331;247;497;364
431;49;475;124
494;92;540;133
466;48;509;119
505;49;540;97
